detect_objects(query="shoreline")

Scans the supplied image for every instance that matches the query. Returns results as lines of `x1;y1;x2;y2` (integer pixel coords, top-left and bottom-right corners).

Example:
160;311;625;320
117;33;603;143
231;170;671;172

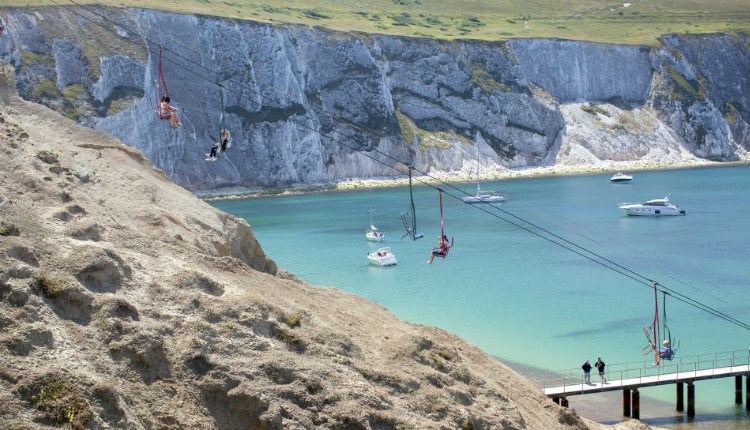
197;159;749;201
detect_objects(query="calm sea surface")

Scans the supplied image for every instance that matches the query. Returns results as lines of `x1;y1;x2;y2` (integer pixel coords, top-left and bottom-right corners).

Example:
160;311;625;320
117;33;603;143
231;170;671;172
211;166;750;429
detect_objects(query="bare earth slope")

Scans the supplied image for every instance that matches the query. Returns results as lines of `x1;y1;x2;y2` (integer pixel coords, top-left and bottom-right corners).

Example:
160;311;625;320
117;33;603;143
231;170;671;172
0;65;652;430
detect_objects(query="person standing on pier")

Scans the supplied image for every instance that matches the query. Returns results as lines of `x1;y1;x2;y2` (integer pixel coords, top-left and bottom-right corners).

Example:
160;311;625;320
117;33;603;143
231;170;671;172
581;360;592;384
595;357;607;383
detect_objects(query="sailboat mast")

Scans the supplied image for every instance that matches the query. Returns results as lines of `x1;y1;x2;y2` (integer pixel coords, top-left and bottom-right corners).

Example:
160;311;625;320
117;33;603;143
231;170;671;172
475;145;480;195
409;167;417;233
367;191;373;227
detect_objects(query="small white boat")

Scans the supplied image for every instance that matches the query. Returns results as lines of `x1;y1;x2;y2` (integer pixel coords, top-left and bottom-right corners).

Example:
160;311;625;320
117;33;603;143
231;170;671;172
620;196;686;216
365;197;385;242
463;148;506;203
367;247;397;266
610;172;633;183
366;224;384;242
462;191;506;204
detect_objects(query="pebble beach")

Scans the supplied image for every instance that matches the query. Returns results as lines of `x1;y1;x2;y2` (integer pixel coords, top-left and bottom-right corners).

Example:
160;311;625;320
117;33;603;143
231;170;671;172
198;158;748;201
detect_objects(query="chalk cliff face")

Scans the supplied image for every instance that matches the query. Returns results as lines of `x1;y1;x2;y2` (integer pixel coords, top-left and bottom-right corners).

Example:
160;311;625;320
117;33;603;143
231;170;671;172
0;7;748;191
510;39;654;104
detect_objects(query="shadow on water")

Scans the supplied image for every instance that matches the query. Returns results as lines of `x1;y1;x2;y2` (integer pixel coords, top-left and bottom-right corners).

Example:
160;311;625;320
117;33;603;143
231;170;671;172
557;317;643;338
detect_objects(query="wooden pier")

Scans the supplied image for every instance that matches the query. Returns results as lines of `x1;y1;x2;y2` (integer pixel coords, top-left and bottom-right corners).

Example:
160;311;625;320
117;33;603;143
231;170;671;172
537;350;750;419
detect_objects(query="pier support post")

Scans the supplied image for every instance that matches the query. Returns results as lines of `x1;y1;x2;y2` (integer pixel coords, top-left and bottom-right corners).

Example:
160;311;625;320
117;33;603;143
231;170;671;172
746;374;750;411
553;397;560;405
676;382;684;412
561;397;569;408
736;376;743;405
631;389;640;420
687;381;695;418
623;389;631;417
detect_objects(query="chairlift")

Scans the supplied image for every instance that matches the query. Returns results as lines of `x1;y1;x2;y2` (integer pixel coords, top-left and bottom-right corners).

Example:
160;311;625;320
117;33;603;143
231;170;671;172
206;84;231;161
427;190;453;264
401;166;424;241
217;85;231;152
152;46;174;121
642;282;680;365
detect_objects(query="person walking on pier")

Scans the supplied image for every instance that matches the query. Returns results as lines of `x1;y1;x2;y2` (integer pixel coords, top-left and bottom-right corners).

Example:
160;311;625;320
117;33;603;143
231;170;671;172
581;360;592;384
595;357;607;383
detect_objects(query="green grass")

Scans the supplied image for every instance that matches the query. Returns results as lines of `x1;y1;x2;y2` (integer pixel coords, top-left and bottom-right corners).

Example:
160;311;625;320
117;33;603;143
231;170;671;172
0;221;20;236
62;84;86;103
281;312;302;328
397;110;473;153
31;79;60;100
29;376;91;430
4;1;748;45
32;274;65;299
724;102;739;124
469;61;511;93
20;52;56;66
581;103;609;116
665;64;707;99
396;110;415;144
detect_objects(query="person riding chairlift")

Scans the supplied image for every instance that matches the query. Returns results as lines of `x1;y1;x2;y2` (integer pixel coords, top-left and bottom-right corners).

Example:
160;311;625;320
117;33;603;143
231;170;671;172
159;96;181;128
657;339;674;360
427;190;453;264
207;129;230;161
427;234;452;264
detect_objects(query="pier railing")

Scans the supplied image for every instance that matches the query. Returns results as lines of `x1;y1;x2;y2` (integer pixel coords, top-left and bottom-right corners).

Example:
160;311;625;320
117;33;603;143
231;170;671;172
535;349;750;394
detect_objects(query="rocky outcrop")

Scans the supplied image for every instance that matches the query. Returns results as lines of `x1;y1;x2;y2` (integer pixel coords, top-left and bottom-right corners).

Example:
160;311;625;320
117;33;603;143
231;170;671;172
649;33;750;159
0;7;747;192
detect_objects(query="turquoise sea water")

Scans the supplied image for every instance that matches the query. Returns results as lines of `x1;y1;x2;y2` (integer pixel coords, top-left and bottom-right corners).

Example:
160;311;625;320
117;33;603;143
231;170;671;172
211;166;750;429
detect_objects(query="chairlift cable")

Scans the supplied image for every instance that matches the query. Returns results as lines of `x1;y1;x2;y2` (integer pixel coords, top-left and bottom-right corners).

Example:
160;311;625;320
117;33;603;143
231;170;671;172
44;0;750;332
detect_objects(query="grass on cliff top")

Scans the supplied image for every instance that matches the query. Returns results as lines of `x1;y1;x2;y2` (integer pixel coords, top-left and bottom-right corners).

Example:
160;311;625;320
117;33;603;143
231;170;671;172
4;0;749;45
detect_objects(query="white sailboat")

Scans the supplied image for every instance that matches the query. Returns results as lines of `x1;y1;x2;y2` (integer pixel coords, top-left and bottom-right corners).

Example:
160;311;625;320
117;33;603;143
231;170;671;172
463;147;506;204
366;210;384;242
365;192;384;242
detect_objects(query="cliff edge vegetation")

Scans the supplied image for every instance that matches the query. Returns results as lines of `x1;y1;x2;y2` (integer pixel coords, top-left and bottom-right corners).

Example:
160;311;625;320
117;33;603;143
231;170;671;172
5;0;750;45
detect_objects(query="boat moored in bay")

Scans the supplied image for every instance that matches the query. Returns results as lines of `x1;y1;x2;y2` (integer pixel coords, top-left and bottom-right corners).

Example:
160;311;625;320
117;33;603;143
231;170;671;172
367;247;397;266
610;172;633;183
619;196;686;216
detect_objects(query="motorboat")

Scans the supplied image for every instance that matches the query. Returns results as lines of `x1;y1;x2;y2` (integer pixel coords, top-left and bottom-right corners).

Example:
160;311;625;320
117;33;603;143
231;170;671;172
366;224;384;242
609;172;633;183
619;196;686;216
367;247;397;266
